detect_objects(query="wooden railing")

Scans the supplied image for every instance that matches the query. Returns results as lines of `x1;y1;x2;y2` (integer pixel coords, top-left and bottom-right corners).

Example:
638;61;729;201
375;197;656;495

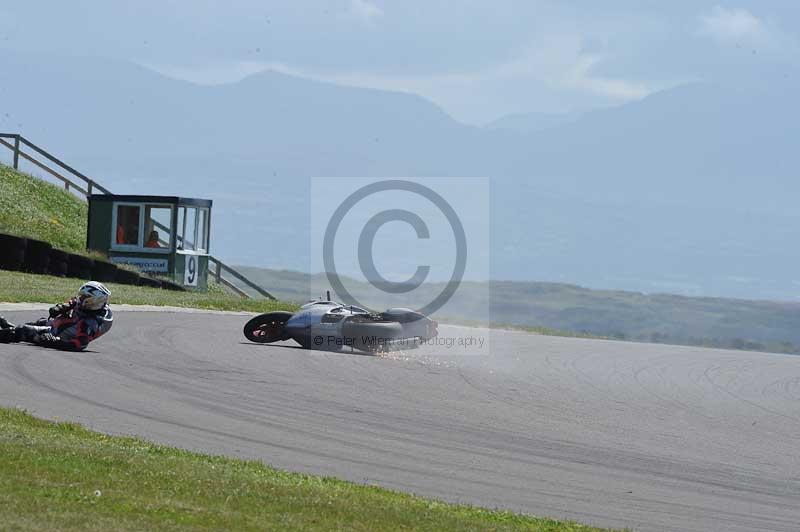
0;133;274;300
0;133;110;197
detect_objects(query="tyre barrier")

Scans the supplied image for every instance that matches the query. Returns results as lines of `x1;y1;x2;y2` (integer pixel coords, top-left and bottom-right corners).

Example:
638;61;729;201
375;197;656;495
138;277;163;289
0;234;27;271
91;260;118;283
48;248;69;277
114;268;142;286
24;239;52;274
67;254;95;279
161;280;186;291
0;232;186;291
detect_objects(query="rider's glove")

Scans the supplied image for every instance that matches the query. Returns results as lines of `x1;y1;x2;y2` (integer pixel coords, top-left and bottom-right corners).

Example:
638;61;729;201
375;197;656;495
49;301;74;318
33;332;57;344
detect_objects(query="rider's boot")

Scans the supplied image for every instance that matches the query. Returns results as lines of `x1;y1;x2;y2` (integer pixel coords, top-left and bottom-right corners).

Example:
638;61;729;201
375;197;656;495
0;324;51;344
0;327;21;343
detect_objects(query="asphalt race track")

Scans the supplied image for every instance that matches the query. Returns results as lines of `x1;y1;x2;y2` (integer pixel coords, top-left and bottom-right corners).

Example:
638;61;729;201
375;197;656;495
1;307;799;532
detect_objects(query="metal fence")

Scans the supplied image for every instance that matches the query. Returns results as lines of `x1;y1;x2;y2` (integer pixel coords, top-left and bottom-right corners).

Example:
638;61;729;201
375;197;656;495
0;133;110;196
0;133;273;299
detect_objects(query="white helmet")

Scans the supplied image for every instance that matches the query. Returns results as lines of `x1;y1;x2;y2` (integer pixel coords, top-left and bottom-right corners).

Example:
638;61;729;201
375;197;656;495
77;281;111;311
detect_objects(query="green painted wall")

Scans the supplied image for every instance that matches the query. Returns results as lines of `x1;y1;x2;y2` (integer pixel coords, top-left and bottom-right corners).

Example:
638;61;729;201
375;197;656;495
87;201;113;252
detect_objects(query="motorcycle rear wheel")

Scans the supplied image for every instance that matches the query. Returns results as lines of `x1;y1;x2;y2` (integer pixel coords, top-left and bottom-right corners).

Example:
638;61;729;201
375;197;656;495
243;311;293;343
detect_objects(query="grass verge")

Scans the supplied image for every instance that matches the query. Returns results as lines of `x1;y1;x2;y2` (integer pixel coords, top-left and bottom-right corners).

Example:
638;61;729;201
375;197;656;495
0;270;297;313
0;408;612;531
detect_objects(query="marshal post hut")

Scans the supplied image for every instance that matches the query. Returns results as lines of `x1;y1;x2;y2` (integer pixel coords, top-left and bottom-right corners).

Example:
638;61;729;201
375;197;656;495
86;195;213;289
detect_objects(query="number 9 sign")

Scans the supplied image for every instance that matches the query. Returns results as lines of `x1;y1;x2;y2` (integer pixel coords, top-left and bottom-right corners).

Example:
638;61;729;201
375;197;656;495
184;255;198;287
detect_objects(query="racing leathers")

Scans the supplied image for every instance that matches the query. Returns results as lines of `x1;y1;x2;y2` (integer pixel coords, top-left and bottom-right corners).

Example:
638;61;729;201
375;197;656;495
0;298;113;351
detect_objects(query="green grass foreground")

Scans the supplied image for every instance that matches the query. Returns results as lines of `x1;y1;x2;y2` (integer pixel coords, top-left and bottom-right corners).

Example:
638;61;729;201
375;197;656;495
0;408;613;532
0;270;296;314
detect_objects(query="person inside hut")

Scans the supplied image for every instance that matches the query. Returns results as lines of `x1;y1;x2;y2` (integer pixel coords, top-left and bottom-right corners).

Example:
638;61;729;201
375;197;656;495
145;230;161;248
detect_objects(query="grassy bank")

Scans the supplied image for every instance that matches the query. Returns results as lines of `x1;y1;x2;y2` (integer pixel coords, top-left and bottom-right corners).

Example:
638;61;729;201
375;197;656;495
0;270;296;313
0;408;611;531
0;163;87;253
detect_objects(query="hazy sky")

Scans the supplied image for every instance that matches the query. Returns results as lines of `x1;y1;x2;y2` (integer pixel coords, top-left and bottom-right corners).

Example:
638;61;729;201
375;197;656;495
1;1;798;123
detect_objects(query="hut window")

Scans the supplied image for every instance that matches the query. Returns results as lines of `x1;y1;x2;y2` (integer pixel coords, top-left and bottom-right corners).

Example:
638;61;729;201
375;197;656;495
196;208;208;252
115;205;140;246
182;207;197;250
112;202;172;251
177;207;210;253
144;206;172;249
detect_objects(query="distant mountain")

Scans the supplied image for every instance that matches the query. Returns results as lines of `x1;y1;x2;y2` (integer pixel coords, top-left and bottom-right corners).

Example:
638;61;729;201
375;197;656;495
483;111;581;133
1;50;799;300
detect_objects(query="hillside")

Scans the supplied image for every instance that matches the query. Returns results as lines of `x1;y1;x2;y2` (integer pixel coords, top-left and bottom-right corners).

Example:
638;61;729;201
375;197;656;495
238;266;800;354
2;51;799;300
0;163;87;253
483;111;581;133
